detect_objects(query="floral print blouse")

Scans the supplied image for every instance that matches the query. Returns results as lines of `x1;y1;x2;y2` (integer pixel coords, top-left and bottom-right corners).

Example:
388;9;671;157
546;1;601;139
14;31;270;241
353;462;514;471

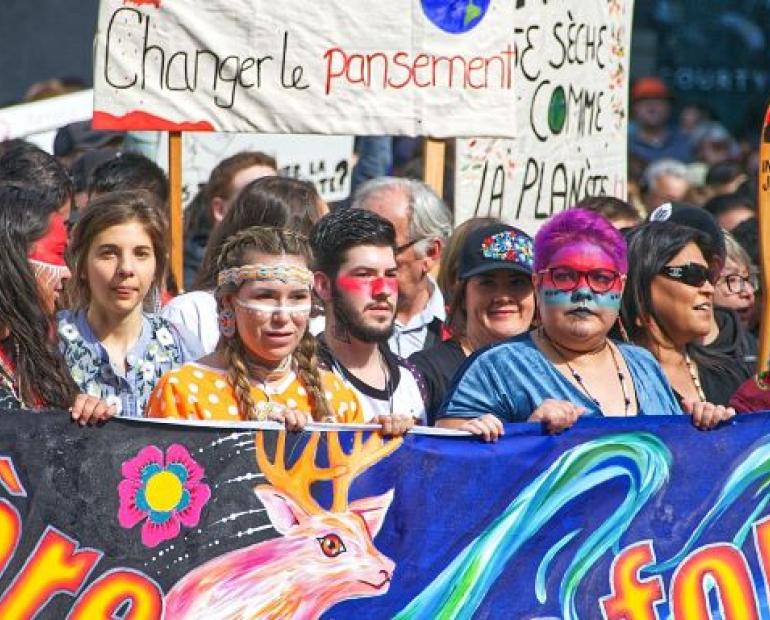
57;310;204;418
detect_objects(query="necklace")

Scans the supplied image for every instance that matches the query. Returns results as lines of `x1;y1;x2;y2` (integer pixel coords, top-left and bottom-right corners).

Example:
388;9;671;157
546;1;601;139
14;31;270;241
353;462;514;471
0;342;25;408
684;352;707;402
541;329;632;415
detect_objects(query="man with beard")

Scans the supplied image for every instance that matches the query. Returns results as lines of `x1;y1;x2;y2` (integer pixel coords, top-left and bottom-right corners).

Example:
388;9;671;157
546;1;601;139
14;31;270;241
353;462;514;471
311;208;428;425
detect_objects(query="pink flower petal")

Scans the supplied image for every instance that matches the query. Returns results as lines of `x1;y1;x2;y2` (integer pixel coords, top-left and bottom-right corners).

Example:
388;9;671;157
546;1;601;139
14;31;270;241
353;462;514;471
166;444;205;484
121;445;164;481
176;482;211;528
141;513;181;548
117;479;146;529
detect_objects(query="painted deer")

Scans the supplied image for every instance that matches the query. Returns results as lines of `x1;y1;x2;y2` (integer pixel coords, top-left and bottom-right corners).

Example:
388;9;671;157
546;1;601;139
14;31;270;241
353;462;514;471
164;431;402;620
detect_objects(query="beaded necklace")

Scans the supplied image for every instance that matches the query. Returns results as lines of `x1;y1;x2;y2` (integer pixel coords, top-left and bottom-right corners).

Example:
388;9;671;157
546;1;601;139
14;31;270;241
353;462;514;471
0;342;24;408
541;329;632;416
684;352;707;402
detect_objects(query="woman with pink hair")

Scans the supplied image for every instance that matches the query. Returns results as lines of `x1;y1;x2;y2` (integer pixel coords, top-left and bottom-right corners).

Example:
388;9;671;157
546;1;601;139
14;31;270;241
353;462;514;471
436;209;734;441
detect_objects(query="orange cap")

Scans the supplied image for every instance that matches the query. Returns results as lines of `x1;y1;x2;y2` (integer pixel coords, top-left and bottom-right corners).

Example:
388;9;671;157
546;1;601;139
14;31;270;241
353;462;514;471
631;77;671;102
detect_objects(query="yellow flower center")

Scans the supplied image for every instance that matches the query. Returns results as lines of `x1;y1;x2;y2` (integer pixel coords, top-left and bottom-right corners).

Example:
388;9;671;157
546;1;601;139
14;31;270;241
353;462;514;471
145;471;183;512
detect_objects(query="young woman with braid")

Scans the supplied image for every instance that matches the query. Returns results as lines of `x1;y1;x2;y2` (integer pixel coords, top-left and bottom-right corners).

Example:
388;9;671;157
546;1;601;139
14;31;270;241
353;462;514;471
147;227;362;427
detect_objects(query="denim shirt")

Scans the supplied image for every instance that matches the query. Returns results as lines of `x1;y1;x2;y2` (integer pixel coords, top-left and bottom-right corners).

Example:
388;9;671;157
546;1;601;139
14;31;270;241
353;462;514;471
438;332;682;422
57;310;204;418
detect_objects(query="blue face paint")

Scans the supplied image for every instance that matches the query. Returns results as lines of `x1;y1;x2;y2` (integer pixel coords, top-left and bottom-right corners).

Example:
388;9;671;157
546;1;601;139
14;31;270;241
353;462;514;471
540;286;621;311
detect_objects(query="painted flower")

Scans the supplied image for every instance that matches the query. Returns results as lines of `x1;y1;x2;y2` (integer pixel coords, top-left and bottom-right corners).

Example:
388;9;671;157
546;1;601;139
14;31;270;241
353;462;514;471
118;444;211;548
156;327;174;347
58;321;79;342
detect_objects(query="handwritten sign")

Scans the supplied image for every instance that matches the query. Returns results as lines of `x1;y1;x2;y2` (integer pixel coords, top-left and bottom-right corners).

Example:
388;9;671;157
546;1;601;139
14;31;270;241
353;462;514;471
455;0;632;234
153;133;354;203
93;0;516;138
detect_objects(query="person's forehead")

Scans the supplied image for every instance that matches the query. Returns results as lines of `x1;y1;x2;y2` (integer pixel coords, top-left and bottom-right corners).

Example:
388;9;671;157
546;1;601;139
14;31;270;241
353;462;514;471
339;244;396;271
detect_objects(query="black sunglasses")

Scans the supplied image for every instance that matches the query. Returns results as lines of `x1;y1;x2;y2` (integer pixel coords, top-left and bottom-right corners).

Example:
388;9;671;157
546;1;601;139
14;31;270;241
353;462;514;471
659;263;718;287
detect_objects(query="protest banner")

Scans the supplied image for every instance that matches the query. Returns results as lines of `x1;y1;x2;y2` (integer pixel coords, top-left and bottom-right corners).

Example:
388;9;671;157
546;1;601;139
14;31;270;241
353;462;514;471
3;412;770;618
152;132;354;205
455;0;633;235
92;0;517;138
0;89;92;152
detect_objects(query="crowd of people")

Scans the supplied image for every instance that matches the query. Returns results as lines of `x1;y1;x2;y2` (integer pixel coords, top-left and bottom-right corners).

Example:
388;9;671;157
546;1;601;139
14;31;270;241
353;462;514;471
0;74;767;440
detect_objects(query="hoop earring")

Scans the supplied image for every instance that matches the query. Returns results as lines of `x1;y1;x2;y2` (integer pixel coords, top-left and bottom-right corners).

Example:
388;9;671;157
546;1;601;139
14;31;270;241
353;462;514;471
218;308;236;338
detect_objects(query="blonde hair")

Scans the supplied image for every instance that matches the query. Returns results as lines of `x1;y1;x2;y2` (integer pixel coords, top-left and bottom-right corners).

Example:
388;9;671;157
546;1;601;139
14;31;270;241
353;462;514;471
723;229;752;270
215;226;332;422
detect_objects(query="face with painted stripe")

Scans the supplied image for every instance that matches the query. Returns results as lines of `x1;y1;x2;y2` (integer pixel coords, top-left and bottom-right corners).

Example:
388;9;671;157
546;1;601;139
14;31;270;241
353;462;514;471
317;244;398;343
226;252;312;365
28;213;71;315
535;243;625;350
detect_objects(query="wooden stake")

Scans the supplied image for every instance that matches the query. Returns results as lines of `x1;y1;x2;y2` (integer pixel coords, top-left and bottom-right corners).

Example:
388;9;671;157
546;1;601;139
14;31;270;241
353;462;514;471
168;131;184;293
423;138;446;199
758;107;770;372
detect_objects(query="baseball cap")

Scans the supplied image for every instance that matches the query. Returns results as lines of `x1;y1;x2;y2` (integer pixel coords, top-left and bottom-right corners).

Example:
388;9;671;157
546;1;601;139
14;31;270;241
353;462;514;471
648;202;726;260
54;121;123;158
458;224;535;280
631;77;671;102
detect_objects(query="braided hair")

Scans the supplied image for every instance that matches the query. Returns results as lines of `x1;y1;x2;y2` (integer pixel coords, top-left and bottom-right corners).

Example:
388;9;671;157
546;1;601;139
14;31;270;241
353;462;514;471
215;226;332;422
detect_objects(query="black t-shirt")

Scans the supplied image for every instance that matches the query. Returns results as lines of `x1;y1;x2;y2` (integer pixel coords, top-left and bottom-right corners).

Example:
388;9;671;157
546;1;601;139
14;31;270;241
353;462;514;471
409;339;467;425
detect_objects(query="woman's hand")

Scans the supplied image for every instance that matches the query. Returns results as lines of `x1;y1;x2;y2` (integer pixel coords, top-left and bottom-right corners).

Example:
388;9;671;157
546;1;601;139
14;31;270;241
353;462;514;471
70;394;117;426
683;399;736;430
266;405;309;432
375;414;414;437
528;399;585;434
456;414;505;443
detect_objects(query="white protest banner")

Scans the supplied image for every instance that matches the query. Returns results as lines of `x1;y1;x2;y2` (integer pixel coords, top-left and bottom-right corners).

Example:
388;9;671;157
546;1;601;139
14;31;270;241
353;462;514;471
0;90;93;152
153;133;354;203
93;0;516;138
455;0;633;235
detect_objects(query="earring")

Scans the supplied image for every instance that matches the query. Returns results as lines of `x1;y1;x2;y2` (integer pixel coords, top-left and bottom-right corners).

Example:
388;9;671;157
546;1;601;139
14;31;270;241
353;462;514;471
218;308;236;338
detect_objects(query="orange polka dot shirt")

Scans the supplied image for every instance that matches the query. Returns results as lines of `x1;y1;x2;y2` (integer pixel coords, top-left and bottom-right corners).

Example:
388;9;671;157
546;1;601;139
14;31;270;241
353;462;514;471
146;363;363;423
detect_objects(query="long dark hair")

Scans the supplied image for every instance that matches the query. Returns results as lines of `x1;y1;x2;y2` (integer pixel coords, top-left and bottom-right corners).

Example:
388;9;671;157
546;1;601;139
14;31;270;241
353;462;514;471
0;182;78;408
621;221;732;373
194;176;322;290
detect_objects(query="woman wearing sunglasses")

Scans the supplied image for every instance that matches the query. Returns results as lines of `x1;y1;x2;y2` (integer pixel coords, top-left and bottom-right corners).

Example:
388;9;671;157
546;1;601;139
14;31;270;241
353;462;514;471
436;210;733;441
622;221;751;407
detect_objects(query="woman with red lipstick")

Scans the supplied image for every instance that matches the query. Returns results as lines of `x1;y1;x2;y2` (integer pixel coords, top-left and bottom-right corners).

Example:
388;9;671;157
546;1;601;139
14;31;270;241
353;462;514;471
58;191;203;417
437;210;734;441
148;227;361;426
411;223;536;422
0;182;112;424
622;221;752;406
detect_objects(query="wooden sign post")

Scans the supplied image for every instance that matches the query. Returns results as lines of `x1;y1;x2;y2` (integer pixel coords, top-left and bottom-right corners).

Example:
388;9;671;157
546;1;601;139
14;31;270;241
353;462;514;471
757;107;770;372
168;131;184;293
423;138;446;199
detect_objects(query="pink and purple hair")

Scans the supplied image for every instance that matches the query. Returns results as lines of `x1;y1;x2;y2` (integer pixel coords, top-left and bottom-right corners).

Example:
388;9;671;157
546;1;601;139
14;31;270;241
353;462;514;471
534;208;628;274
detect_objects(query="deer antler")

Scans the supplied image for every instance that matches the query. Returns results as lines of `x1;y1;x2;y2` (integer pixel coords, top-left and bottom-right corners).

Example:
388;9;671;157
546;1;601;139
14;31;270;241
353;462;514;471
327;431;403;512
255;431;345;515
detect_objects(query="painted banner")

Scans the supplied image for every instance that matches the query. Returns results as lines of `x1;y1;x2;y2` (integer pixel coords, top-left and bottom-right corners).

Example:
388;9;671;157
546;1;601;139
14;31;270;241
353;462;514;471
92;0;516;138
4;412;770;618
455;0;633;235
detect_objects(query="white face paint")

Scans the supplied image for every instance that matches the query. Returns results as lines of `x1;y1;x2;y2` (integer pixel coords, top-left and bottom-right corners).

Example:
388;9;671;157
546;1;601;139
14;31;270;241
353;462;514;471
233;298;312;317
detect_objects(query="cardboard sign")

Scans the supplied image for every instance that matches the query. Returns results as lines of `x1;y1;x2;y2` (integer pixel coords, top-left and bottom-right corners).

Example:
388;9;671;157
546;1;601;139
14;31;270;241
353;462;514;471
455;0;633;234
93;0;517;138
153;133;355;203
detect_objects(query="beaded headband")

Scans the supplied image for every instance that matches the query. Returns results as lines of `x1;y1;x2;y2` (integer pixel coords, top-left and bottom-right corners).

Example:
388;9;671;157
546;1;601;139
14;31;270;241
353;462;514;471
217;263;314;289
